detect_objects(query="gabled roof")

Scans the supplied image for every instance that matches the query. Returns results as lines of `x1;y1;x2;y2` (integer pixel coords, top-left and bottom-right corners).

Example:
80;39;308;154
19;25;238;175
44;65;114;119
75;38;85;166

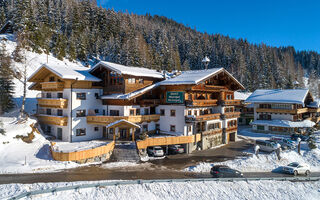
91;61;164;79
245;89;311;105
308;99;320;108
159;68;245;90
106;119;140;129
28;63;101;82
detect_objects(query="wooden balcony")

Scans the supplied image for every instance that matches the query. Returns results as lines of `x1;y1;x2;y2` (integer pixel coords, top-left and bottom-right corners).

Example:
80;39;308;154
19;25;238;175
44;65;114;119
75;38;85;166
220;99;241;106
139;99;160;105
40;82;64;91
202;129;223;136
256;108;309;114
185;113;221;122
87;114;160;125
308;108;320;113
37;98;68;108
222;112;241;119
186;99;218;107
37;114;68;126
225;126;238;133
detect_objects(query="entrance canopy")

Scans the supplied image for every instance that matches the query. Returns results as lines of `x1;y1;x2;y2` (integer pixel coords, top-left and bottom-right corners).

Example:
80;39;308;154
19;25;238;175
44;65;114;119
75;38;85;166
106;119;140;129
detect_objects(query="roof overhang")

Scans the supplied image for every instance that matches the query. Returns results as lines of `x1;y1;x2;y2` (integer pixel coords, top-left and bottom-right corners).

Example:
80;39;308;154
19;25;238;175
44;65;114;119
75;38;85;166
106;119;140;129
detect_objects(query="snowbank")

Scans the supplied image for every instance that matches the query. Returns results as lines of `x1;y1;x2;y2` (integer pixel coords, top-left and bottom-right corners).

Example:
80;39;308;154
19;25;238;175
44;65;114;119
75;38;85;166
1;179;319;200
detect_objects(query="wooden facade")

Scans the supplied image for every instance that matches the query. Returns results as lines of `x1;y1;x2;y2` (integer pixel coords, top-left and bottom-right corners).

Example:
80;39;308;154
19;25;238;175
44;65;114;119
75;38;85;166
37;98;68;109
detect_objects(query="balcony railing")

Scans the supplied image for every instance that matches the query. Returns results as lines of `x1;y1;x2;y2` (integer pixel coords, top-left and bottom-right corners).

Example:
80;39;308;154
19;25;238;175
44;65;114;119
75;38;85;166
37;98;68;109
222;112;241;119
139;99;160;105
225;127;238;133
202;129;223;136
37;114;68;126
185;113;221;122
220;99;241;106
256;108;309;114
40;82;64;91
186;99;218;107
87;114;160;125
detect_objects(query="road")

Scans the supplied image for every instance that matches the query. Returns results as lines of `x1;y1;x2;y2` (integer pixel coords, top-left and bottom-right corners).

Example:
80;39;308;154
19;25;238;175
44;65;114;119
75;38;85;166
0;139;319;185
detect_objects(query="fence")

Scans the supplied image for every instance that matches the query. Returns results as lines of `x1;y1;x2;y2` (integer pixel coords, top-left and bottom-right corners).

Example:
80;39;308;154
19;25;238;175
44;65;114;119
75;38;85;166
51;141;115;161
9;176;320;200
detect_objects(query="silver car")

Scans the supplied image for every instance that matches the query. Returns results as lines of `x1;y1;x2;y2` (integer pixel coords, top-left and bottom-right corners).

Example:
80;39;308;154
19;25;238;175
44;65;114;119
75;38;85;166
255;140;278;152
147;146;164;157
282;162;311;176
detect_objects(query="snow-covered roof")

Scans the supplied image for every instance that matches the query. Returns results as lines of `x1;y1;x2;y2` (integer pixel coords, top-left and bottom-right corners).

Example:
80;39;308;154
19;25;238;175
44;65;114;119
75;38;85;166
308;99;320;108
28;63;101;82
245;89;311;105
234;91;252;100
159;68;245;89
91;61;164;79
105;119;140;129
159;68;223;85
101;83;160;100
251;119;315;128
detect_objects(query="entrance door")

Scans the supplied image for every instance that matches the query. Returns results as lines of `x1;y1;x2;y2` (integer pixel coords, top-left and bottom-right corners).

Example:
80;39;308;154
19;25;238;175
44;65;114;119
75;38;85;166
103;127;107;138
120;129;127;139
57;128;62;140
229;132;236;142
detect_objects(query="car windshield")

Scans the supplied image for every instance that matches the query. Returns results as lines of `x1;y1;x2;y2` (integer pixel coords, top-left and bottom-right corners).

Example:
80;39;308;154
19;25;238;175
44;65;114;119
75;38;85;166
288;163;299;167
154;147;162;150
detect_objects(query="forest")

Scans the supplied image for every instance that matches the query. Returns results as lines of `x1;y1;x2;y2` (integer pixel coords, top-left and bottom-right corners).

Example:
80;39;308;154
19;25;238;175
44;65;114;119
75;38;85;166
1;0;320;93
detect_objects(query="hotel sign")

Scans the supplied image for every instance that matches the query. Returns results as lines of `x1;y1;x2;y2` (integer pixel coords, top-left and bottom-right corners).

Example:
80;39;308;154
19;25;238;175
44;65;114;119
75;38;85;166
166;91;184;104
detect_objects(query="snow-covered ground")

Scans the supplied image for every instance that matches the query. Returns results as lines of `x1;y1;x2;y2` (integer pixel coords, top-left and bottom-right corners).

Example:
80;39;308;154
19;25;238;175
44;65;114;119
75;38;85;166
185;126;320;173
1;179;319;200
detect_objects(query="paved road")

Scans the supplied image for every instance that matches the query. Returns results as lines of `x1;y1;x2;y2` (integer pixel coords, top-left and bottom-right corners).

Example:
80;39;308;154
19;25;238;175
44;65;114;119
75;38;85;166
1;139;318;185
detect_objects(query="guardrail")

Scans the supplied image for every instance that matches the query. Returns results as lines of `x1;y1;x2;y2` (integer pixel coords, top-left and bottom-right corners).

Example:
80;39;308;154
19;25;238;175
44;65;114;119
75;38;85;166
8;176;320;200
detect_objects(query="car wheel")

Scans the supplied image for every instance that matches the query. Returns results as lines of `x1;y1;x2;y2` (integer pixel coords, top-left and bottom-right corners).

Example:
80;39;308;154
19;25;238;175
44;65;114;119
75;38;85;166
305;170;310;176
293;170;298;176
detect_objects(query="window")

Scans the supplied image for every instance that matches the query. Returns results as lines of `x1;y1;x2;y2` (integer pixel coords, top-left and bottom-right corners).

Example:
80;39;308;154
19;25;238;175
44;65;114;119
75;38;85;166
76;110;86;117
57;93;63;98
257;125;265;131
194;110;198;116
46;109;51;115
46;93;51;98
95;93;99;99
76;93;86;100
110;110;119;116
160;109;165;116
128;78;136;84
144;108;149;115
208;123;221;130
170;109;176;117
136;109;140;115
57;109;63;116
143;124;148;132
76;128;86;136
103;110;106;116
46;126;51;134
227;120;237;127
94;127;99;131
156;124;160;130
49;76;55;82
170;125;176;132
188;110;192;115
94;109;99;114
139;79;144;84
129;109;135;116
188;126;192;132
225;107;234;113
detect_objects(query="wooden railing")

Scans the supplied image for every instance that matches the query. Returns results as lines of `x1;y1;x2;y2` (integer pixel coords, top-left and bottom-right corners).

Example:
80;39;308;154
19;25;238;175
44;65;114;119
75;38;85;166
308;108;320;113
185;113;221;122
186;99;218;107
40;82;64;91
87;114;160;125
256;108;309;114
202;129;223;136
220;99;241;106
37;114;68;126
37;98;68;108
225;127;238;133
136;133;201;149
222;112;241;119
51;141;115;161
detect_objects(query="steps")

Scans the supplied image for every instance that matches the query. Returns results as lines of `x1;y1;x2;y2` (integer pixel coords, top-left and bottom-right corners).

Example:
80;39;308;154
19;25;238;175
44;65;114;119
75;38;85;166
111;142;140;162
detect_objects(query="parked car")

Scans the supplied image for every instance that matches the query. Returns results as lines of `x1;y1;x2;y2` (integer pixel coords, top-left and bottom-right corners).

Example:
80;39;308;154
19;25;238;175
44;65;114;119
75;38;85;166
210;165;243;178
168;145;184;154
255;140;278;152
270;137;296;150
147;146;164;157
282;162;311;176
290;134;309;141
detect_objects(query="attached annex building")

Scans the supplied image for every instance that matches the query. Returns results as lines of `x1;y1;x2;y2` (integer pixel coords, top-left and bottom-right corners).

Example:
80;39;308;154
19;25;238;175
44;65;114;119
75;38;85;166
28;61;244;153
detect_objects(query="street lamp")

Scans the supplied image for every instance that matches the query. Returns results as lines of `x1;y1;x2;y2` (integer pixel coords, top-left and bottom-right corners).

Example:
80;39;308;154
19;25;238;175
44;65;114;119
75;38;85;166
202;56;210;70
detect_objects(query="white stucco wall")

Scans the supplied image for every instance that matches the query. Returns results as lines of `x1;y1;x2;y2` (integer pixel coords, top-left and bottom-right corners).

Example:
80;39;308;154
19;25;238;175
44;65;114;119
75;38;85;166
156;105;186;135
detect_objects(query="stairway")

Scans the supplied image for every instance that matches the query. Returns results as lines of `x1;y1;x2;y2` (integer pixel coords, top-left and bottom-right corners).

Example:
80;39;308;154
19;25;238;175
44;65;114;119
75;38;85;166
111;142;141;162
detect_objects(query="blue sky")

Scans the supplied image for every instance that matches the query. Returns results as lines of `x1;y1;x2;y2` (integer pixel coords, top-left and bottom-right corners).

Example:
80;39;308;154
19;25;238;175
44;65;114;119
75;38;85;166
97;0;320;53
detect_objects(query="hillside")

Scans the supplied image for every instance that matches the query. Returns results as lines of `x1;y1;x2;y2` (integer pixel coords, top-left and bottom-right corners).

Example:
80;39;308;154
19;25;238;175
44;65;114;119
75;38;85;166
1;0;320;93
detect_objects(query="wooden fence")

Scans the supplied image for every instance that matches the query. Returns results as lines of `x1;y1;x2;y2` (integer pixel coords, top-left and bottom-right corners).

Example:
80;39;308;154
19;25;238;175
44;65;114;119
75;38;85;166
51;141;115;162
136;134;201;149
